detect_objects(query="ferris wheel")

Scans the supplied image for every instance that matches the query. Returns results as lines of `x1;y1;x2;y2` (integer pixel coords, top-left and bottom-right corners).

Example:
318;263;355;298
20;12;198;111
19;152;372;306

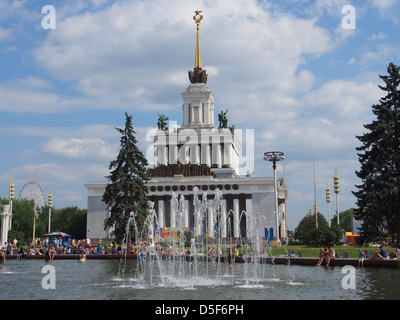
18;181;47;208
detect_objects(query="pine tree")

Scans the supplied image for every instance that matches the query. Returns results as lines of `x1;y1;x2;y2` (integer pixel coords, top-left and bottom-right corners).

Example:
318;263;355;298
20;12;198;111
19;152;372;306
103;112;150;243
353;62;400;243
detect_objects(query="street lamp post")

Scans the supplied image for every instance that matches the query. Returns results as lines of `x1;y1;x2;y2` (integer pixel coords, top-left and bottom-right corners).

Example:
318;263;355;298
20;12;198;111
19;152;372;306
264;151;285;240
9;169;14;231
48;191;53;233
326;182;331;227
333;169;340;225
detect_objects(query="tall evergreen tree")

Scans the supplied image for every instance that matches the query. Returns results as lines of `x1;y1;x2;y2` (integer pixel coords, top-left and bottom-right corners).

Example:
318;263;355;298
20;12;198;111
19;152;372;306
103;112;150;243
353;62;400;243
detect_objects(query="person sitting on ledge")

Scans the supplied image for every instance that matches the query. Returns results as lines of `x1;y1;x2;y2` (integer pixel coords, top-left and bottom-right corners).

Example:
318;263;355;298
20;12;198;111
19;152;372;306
0;250;5;263
325;247;335;266
378;246;388;259
316;247;328;266
358;249;366;267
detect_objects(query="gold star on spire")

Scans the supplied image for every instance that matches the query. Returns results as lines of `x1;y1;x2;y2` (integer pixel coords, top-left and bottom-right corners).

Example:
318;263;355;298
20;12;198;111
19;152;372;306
193;9;203;69
193;9;203;29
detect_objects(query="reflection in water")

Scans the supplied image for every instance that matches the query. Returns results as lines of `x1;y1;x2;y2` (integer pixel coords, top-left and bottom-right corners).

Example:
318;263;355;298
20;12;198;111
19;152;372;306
0;259;399;300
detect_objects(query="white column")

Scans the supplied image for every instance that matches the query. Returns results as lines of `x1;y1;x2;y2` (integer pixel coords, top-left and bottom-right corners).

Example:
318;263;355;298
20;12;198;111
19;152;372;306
245;196;252;238
169;144;178;164
190;145;200;164
280;203;286;239
212;143;221;168
158;146;167;165
158;198;165;228
233;198;239;238
154;147;159;166
223;142;232;167
178;145;189;164
208;199;214;238
1;205;10;246
194;196;202;235
201;144;211;166
170;203;176;228
221;198;227;239
183;103;189;126
203;102;210;125
184;197;190;228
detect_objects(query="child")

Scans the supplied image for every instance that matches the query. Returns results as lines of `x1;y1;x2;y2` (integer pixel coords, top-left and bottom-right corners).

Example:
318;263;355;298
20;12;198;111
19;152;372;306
358;249;365;267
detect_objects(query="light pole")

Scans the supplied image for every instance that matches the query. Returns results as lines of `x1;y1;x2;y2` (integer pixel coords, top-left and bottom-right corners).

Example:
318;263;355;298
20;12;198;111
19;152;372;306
264;151;285;240
48;190;53;233
9;169;14;231
326;182;331;227
32;168;38;245
333;169;340;225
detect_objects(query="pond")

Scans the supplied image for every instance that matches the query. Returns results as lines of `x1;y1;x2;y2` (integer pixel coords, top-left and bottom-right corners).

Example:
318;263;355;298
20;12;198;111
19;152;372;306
1;258;399;300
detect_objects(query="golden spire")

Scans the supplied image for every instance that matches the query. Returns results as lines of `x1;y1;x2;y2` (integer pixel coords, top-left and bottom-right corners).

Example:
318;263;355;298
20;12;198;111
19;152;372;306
188;10;207;84
193;9;203;69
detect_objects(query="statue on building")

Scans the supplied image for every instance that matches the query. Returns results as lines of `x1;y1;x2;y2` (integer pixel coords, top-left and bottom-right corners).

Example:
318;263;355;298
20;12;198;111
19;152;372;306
188;68;208;84
218;109;229;128
157;113;169;131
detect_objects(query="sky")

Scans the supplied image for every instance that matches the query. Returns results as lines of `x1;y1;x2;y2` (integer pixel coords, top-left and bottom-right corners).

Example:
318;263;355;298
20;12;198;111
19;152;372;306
0;0;399;230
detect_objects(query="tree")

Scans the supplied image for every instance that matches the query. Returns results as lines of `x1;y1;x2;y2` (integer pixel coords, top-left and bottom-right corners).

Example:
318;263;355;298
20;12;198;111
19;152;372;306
331;208;354;232
0;198;87;244
103;112;150;243
44;206;87;239
1;198;35;243
294;211;341;246
353;62;400;243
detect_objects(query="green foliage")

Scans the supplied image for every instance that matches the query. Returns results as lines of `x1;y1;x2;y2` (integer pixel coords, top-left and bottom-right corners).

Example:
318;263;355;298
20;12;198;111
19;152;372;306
330;208;354;232
353;62;400;243
1;198;86;244
103;112;150;243
184;230;194;248
294;211;341;246
46;206;87;239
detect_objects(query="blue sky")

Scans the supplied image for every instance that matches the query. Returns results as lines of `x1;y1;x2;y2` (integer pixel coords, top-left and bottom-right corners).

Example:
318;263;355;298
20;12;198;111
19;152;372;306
0;0;399;230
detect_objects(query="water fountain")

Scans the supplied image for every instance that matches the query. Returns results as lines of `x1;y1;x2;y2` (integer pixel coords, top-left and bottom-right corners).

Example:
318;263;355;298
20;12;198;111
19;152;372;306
116;187;296;290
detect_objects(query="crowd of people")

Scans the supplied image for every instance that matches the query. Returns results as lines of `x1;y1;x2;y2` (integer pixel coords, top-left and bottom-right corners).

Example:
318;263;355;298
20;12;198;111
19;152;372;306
315;245;400;267
2;236;400;267
1;237;100;261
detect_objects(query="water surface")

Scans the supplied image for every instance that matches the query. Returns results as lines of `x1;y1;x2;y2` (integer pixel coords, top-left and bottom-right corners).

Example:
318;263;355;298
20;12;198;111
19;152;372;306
0;259;399;300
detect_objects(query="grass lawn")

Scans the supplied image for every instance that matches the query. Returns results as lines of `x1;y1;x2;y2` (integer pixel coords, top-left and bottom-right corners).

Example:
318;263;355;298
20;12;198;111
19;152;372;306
269;245;393;259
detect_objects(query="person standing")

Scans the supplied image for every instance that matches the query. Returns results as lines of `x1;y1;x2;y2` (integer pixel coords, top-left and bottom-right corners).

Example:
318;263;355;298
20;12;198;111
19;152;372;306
6;242;12;255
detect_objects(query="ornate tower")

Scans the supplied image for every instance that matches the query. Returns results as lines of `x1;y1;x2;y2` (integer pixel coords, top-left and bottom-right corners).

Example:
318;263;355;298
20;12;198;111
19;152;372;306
182;10;215;129
150;10;241;178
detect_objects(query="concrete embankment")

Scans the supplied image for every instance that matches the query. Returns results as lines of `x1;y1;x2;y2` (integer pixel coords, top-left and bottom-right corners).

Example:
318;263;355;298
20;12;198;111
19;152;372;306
5;254;400;269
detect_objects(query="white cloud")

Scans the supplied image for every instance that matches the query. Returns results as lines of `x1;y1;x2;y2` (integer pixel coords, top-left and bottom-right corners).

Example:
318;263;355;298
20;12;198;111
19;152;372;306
29;0;333;118
43;137;118;160
302;79;381;120
0;27;12;41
